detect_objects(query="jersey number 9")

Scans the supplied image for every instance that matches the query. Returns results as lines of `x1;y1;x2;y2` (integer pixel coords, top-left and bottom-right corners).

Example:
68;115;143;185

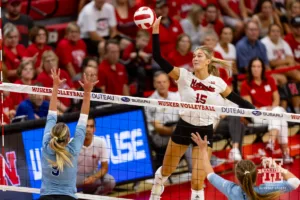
52;166;60;176
196;94;207;104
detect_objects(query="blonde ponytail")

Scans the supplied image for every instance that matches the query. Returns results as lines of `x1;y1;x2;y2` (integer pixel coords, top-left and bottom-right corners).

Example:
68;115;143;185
48;123;73;171
236;160;281;200
194;46;232;77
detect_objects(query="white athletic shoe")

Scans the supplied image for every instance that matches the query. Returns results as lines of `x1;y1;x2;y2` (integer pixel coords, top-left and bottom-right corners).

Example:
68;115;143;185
149;184;164;200
228;148;242;162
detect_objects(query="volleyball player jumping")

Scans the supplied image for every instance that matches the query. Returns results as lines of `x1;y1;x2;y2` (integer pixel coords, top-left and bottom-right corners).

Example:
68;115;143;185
150;17;256;200
39;68;98;200
191;133;300;200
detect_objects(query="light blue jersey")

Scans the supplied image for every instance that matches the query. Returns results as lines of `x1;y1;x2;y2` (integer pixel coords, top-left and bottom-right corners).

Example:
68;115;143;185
40;111;88;199
208;173;299;200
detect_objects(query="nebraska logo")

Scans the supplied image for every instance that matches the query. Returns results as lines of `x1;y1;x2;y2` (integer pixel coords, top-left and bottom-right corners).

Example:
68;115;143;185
190;79;215;92
258;158;283;183
0;152;20;186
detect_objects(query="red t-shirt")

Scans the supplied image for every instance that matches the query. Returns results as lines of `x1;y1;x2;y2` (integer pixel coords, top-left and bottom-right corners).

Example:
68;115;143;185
202;18;224;36
284;33;300;63
222;0;240;16
115;6;138;39
146;18;183;58
98;60;128;95
240;76;277;108
3;95;14;124
36;70;73;107
167;50;193;69
11;79;36;107
25;43;52;69
4;44;26;82
56;38;87;74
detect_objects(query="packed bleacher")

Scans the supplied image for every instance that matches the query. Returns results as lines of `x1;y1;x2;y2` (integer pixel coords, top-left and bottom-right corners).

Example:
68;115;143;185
1;0;300;196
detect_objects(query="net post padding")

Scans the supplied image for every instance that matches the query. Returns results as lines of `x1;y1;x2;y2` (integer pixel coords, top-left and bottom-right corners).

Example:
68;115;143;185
0;185;132;200
0;83;299;123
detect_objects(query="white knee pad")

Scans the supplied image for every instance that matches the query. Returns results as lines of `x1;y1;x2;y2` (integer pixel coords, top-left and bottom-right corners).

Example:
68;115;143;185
154;166;169;185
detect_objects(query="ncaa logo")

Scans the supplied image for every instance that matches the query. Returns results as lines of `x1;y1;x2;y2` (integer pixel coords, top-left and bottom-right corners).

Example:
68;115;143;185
121;97;130;102
252;110;262;116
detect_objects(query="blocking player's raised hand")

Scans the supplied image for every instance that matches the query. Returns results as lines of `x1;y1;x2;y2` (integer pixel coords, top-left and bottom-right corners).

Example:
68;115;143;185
79;73;99;93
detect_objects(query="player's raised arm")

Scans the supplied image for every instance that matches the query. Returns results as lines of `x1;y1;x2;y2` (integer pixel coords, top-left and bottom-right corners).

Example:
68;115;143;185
68;73;99;156
152;16;180;80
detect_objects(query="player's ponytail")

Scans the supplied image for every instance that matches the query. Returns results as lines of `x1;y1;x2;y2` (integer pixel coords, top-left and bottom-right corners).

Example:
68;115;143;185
236;160;281;200
194;46;231;77
48;123;73;171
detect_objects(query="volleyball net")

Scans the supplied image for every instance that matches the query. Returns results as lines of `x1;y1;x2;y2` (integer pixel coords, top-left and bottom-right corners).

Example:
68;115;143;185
0;82;299;200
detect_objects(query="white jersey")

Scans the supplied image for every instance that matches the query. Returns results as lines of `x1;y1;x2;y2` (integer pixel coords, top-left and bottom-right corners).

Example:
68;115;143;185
77;1;117;39
77;136;109;175
177;68;227;126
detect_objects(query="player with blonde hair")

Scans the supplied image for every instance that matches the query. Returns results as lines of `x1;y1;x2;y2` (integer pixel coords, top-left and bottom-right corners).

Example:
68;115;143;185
39;68;98;200
150;16;255;200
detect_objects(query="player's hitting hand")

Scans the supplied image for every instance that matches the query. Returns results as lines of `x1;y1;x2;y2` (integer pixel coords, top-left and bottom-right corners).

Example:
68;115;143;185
51;68;66;87
79;73;99;93
152;16;162;34
191;133;208;150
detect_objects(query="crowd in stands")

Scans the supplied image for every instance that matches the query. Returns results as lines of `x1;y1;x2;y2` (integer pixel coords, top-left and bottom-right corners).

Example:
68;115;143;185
2;0;300;174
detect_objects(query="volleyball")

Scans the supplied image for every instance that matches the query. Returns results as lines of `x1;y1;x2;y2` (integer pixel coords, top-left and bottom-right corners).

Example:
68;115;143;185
134;6;156;29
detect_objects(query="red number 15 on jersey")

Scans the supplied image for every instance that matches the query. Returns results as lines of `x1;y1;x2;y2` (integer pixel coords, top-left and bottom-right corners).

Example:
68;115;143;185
196;93;207;104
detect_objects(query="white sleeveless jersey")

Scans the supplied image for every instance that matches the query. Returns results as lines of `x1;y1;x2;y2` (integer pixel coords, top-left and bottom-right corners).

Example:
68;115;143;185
177;68;227;126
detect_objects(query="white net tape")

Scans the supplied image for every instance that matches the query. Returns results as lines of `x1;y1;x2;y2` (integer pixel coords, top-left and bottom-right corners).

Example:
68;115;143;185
0;82;299;122
0;83;299;200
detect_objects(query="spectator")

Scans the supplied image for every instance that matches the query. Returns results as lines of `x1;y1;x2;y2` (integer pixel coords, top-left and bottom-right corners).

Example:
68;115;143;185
240;58;293;164
37;50;74;113
3;91;16;125
76;118;116;195
77;0;118;56
236;20;269;74
214;107;246;162
56;23;87;80
167;33;193;71
283;0;300;34
25;26;52;73
180;5;205;50
122;30;152;97
15;83;49;120
202;3;225;36
146;71;192;170
261;24;300;83
214;26;237;74
284;16;300;65
252;0;283;38
177;0;207;19
3;23;26;82
98;40;129;95
114;0;138;39
152;0;183;57
68;57;105;112
11;60;36;108
219;0;248;40
2;0;34;47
